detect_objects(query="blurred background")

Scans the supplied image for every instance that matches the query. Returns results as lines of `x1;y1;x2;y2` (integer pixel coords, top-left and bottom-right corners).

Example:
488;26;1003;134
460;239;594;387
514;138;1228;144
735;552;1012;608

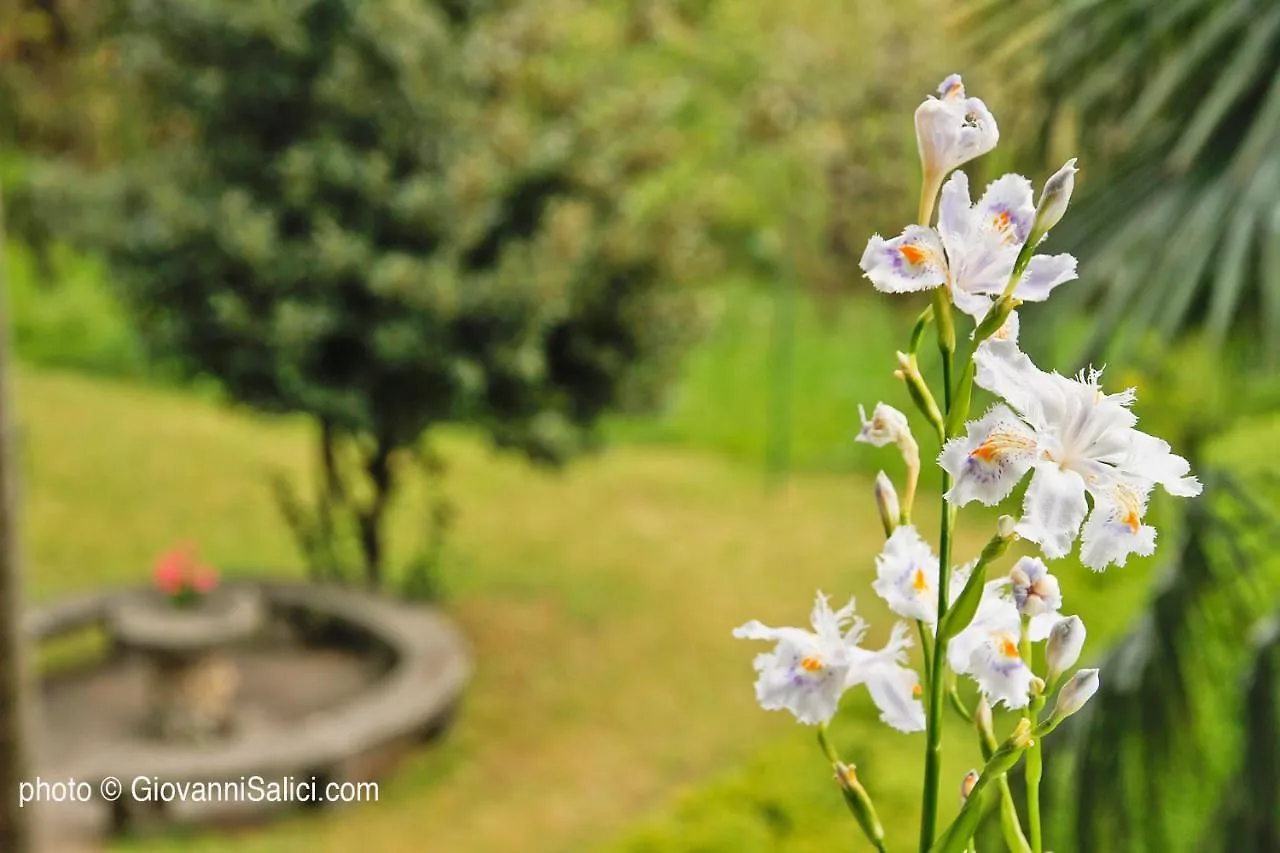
1;0;1278;851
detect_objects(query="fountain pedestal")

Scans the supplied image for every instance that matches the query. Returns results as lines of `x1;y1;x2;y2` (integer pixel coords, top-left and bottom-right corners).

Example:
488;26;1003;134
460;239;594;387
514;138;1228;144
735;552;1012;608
107;589;265;743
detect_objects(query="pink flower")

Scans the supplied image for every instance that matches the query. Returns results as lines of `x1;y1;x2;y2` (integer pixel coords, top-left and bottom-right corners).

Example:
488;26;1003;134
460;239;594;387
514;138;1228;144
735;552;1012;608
151;542;217;599
191;565;219;594
153;545;194;596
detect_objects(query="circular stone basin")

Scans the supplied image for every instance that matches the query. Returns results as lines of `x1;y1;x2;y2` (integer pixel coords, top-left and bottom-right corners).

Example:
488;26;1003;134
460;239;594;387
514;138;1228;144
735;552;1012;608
28;579;471;847
109;588;265;655
106;588;268;744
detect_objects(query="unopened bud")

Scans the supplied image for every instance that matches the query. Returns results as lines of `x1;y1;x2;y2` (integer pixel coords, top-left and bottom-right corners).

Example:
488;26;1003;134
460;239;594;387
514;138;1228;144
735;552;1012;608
984;718;1034;779
1029;676;1046;697
997;515;1018;540
1046;615;1086;683
1052;668;1100;721
974;695;997;759
875;472;900;536
1032;158;1078;239
1009;556;1061;617
834;762;886;848
1012;717;1034;748
960;769;979;802
893;352;944;437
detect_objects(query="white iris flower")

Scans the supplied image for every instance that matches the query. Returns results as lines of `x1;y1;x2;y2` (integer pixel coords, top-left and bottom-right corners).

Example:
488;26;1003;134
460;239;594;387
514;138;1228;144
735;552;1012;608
734;593;925;731
859;171;1077;321
872;525;972;626
947;580;1066;710
940;339;1202;568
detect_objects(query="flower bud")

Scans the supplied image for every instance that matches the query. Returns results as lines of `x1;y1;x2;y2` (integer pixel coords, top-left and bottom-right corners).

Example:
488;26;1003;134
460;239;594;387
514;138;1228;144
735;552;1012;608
1031;158;1078;239
874;471;900;537
974;695;997;759
914;75;999;190
1052;668;1100;720
960;769;979;803
1009;556;1061;617
985;718;1034;779
997;515;1018;540
1046;615;1086;683
891;354;944;440
834;762;886;849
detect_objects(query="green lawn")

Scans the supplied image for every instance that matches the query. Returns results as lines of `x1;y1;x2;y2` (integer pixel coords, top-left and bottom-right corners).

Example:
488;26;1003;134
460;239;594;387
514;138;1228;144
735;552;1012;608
14;364;1163;852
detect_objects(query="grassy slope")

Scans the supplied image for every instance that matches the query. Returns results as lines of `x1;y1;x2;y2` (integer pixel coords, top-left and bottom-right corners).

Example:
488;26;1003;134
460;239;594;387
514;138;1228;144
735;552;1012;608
16;364;1158;853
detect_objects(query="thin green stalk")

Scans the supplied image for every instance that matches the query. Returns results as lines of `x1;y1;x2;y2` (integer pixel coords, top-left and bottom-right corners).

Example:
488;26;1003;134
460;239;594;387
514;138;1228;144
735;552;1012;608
918;175;957;853
917;620;934;685
1027;734;1044;853
946;682;973;723
818;724;840;764
919;484;952;853
931;721;1034;853
996;775;1034;853
1020;620;1044;853
916;350;957;845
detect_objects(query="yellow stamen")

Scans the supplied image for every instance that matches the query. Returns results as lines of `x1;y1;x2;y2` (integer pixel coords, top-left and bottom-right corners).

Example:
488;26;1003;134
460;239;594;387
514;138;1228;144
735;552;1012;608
999;637;1020;659
912;683;923;698
801;656;824;673
971;429;1035;463
912;568;929;592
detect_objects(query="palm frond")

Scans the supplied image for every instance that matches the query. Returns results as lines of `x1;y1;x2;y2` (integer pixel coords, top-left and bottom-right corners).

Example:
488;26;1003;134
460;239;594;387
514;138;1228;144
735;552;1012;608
1027;472;1280;853
973;0;1280;365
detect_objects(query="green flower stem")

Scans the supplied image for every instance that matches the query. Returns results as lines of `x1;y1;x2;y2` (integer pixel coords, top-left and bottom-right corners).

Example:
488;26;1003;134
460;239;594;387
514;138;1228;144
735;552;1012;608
917;619;934;685
1026;729;1044;853
930;721;1033;853
818;724;841;764
945;681;973;723
909;305;935;355
931;291;956;412
978;696;1033;853
996;776;1033;853
1019;620;1044;853
919;369;955;853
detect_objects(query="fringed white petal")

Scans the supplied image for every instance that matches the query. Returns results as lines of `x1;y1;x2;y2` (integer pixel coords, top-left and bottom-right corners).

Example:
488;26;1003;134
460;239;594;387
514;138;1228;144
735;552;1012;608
860;226;947;294
1015;253;1078;302
1018;462;1089;559
1079;482;1158;570
872;526;940;623
940;405;1038;507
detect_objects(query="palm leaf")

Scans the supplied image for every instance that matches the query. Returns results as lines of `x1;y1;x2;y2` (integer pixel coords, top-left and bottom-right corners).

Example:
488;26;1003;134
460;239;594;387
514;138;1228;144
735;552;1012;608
974;0;1280;365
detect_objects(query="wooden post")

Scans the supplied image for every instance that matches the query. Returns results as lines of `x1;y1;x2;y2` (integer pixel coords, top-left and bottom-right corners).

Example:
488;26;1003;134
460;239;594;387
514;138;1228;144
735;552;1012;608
0;184;37;852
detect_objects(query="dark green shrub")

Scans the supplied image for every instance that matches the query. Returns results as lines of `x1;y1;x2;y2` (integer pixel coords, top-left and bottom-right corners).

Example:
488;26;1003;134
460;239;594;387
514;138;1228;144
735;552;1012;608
75;0;702;592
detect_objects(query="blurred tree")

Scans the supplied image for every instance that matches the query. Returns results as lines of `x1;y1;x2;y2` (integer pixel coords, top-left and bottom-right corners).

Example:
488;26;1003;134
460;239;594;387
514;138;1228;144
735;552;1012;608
968;0;1280;364
69;0;703;592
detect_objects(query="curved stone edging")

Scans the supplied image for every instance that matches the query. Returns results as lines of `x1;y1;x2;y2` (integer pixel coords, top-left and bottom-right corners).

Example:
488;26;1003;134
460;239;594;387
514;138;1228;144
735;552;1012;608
27;577;472;833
